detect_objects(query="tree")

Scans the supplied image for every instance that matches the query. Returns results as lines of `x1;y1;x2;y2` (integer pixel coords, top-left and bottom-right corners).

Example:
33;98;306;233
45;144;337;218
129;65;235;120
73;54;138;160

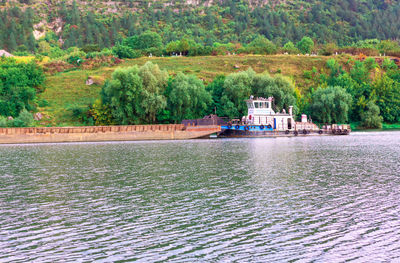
221;68;255;118
372;72;400;123
297;36;314;54
123;31;163;51
282;41;299;54
8;32;17;52
360;101;383;129
309;86;353;124
206;75;226;116
112;44;140;59
253;72;297;114
138;62;168;123
247;35;277;54
166;72;212;123
0;59;45;117
166;40;179;55
101;66;143;124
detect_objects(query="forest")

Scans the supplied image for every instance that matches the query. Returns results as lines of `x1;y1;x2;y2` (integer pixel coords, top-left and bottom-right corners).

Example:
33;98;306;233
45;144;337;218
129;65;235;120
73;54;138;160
0;0;399;52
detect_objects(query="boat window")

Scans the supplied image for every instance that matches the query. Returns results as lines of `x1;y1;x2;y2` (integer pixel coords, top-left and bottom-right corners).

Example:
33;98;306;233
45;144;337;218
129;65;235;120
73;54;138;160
254;102;259;108
266;102;270;108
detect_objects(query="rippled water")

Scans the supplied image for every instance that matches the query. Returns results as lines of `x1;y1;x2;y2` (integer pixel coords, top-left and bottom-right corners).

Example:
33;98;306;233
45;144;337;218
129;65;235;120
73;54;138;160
1;131;400;262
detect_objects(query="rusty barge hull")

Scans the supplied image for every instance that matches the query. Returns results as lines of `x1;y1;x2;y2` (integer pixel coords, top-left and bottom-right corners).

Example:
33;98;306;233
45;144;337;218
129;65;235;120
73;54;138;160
0;125;221;144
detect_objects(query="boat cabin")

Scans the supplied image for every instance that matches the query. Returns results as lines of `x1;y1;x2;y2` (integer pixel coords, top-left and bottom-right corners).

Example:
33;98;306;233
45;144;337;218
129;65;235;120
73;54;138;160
244;96;295;131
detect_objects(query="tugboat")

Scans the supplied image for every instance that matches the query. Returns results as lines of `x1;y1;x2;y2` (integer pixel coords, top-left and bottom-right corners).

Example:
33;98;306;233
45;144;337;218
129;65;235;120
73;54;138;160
219;96;350;137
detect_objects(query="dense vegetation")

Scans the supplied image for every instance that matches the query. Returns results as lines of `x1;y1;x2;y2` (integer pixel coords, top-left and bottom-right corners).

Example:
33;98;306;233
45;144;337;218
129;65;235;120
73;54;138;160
83;57;400;129
0;57;45;127
1;0;400;55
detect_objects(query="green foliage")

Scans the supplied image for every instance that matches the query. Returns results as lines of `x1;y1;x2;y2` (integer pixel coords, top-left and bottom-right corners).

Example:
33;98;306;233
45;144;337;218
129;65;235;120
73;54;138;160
101;66;143;124
206;75;226;116
253;73;298;114
112;45;141;59
282;41;299;54
372;72;400;123
166;72;212;123
297;37;314;54
137;62;168;123
309;86;353;124
0;58;45;117
0;116;7;127
320;43;338;56
221;68;255;118
81;44;100;53
12;108;34;127
123;31;163;56
360;101;383;129
101;62;169;124
213;68;298;119
247;36;277;55
2;1;400;54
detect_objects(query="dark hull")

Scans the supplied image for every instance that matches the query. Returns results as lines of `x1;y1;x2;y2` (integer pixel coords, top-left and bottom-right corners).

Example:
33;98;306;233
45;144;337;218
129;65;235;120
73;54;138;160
218;129;341;138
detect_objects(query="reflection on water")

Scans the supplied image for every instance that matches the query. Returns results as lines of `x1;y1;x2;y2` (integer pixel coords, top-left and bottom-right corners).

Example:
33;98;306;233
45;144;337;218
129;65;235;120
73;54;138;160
1;132;400;262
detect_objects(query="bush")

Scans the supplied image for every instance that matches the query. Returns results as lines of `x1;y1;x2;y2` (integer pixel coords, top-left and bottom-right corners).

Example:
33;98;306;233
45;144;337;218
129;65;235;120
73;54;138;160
320;43;338;56
112;45;141;59
297;37;314;54
361;101;383;129
81;44;101;53
86;49;113;59
12;109;34;127
67;55;84;66
282;41;299;54
309;86;352;124
0;116;7;127
247;36;277;55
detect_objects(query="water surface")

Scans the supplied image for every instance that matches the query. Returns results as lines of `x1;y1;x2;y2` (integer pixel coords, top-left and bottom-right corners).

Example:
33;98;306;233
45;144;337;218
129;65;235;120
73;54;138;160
1;132;400;262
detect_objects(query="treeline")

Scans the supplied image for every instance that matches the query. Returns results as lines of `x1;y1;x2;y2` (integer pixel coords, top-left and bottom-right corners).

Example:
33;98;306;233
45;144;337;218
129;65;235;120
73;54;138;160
1;0;400;53
0;7;35;52
82;58;400;129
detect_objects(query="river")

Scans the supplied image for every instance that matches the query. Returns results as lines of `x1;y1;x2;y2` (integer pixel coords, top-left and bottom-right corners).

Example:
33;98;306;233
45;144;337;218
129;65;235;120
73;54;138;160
1;131;399;262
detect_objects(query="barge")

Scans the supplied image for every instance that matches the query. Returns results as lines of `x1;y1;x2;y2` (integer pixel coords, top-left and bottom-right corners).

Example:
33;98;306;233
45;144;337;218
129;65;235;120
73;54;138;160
217;96;350;138
0;124;221;144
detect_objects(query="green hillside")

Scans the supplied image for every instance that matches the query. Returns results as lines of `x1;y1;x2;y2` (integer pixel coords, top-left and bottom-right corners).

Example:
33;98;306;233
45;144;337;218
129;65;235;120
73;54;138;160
0;0;399;52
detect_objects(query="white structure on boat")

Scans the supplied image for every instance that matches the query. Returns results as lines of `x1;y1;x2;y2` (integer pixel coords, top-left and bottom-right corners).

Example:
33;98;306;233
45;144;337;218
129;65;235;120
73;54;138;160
243;96;318;132
244;96;295;131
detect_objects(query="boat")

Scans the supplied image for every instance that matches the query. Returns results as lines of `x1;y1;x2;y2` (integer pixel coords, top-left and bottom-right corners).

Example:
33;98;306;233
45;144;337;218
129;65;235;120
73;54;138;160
0;124;221;144
218;96;350;137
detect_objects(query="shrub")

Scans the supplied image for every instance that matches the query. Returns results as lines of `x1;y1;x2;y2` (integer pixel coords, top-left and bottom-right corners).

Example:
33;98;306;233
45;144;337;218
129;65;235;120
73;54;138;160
247;36;277;55
361;101;383;129
0;116;7;127
297;37;314;54
112;45;141;59
282;41;299;54
12;109;34;127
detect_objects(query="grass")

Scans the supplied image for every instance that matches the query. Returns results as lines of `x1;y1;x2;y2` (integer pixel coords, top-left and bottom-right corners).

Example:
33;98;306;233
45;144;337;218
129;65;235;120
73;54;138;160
350;122;400;131
382;123;400;130
37;54;345;126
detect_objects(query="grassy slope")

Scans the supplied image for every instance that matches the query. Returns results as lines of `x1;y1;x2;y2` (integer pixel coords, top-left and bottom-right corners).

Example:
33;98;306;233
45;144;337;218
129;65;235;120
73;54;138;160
38;54;344;126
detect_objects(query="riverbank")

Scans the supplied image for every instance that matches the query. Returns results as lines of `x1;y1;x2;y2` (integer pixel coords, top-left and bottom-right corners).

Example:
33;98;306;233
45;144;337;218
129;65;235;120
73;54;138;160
350;122;400;131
